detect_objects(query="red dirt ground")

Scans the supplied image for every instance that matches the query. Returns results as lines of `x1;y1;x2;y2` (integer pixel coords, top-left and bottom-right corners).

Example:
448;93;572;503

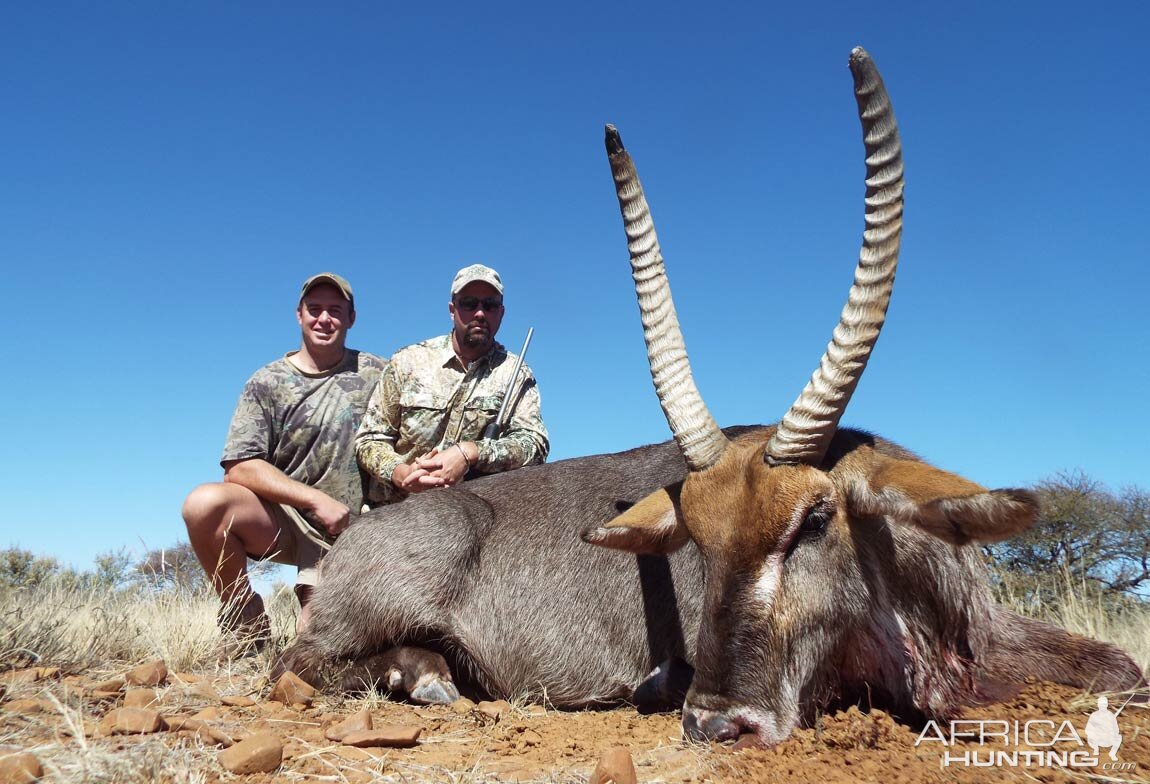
2;665;1147;783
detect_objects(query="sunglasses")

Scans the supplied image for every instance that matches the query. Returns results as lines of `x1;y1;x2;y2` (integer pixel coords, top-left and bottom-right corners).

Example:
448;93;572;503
455;296;503;311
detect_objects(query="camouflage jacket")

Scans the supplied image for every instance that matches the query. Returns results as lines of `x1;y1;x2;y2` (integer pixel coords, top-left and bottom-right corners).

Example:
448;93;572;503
355;334;549;504
221;349;388;509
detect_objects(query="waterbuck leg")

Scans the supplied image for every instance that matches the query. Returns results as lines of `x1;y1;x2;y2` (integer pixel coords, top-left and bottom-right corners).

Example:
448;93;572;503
273;640;460;703
633;657;695;713
984;606;1145;694
337;646;461;704
271;635;328;686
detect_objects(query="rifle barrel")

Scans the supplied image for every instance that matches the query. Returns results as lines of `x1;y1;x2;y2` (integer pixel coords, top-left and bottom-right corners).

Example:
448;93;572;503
483;327;534;440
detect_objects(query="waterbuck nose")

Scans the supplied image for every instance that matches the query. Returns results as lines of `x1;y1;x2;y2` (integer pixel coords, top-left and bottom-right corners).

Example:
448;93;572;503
682;710;741;743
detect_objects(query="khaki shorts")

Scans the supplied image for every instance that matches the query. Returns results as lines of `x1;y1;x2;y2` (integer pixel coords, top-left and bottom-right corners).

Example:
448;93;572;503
252;504;334;587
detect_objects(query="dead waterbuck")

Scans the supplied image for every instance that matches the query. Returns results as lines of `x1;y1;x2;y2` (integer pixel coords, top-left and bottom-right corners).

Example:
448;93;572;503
274;48;1142;748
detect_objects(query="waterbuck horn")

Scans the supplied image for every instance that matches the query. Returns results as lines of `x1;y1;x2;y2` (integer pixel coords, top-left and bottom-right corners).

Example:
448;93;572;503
765;47;905;466
606;124;729;472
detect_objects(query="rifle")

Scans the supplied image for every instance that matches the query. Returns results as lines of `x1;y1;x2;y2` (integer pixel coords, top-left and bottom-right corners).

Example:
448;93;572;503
482;327;534;440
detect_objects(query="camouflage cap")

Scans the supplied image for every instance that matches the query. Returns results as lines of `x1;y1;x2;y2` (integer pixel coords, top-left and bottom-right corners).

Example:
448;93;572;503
451;264;504;297
300;272;354;308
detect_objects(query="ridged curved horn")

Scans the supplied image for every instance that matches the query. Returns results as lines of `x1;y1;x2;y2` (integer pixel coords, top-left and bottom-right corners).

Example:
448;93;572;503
606;125;729;472
765;47;905;466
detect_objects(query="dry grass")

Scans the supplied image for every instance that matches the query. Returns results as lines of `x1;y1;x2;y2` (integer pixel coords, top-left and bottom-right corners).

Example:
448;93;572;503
0;581;300;675
26;738;209;784
991;569;1150;673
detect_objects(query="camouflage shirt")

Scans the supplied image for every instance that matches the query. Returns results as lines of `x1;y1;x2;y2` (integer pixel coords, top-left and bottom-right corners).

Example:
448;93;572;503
356;334;549;504
221;349;388;509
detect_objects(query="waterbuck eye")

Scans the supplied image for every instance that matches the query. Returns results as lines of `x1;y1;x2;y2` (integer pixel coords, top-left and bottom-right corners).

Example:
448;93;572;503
800;503;832;537
783;501;833;561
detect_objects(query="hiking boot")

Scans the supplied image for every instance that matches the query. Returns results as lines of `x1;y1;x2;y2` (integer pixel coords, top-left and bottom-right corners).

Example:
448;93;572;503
216;593;272;662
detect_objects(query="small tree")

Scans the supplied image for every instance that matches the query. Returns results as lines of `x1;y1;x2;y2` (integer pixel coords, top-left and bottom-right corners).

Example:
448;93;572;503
135;541;283;594
93;549;136;590
136;542;206;593
0;547;60;590
986;471;1150;605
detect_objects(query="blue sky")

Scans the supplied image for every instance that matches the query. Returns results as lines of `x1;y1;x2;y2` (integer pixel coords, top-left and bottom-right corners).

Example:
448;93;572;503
3;2;1147;569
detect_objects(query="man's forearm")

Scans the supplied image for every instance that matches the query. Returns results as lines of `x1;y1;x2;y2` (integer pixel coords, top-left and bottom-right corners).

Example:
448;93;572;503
354;363;407;485
474;429;548;473
223;458;330;511
474;380;548;472
355;438;406;486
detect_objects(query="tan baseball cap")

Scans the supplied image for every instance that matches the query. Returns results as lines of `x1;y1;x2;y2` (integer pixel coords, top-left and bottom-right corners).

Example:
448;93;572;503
450;264;504;297
300;272;354;308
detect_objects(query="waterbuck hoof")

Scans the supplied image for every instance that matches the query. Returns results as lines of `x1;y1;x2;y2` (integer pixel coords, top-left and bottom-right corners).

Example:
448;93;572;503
410;676;461;705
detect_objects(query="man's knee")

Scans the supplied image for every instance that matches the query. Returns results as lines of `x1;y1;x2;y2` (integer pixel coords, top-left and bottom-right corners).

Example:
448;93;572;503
183;483;238;532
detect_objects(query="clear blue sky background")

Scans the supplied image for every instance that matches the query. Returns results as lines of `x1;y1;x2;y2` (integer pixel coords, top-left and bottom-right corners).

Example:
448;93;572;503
3;2;1147;570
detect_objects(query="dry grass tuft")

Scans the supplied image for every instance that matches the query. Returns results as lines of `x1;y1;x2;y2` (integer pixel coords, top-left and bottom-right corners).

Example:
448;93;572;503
3;582;214;672
1;581;302;675
44;738;209;784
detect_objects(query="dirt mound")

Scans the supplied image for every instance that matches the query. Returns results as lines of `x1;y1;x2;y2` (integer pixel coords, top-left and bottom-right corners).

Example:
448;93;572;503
2;664;1147;783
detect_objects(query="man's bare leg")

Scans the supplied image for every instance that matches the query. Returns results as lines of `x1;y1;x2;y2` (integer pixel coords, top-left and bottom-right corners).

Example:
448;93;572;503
182;482;288;653
295;584;313;634
182;482;284;601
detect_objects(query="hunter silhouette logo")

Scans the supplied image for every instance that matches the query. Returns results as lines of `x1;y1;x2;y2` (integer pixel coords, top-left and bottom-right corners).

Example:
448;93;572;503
1085;696;1123;761
916;694;1137;771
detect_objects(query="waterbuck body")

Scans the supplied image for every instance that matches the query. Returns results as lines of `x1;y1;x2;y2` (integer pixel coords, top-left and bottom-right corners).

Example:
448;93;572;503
276;425;1141;734
278;430;709;707
275;48;1143;746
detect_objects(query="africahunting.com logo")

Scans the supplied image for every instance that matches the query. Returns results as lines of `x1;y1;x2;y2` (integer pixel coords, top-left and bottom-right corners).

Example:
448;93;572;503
915;695;1136;772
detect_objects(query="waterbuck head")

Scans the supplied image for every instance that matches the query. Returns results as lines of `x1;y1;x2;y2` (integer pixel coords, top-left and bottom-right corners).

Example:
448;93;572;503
582;48;1045;746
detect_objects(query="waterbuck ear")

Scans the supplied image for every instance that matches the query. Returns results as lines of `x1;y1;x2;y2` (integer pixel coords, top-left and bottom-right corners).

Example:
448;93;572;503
581;483;689;555
847;457;1039;545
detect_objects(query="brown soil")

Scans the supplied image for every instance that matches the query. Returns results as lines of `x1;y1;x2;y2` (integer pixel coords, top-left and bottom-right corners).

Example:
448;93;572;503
2;665;1147;783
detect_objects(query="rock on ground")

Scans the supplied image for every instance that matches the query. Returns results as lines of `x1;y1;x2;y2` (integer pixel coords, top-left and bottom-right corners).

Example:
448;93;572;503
590;747;637;784
125;660;168;687
99;708;164;735
341;726;423;748
268;672;315;707
218;733;283;774
0;752;43;784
